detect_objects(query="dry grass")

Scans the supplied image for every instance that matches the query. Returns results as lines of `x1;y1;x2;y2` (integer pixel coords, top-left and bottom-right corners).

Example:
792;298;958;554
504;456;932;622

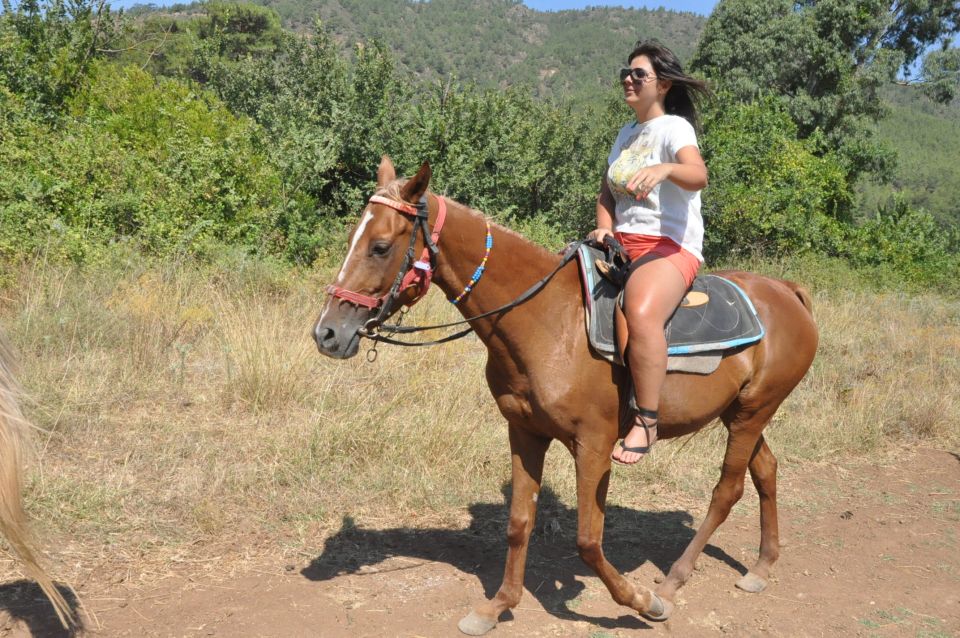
0;253;958;587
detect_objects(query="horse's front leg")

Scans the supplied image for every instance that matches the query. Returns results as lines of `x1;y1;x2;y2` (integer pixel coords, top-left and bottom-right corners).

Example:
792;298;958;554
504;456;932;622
458;425;550;636
574;439;668;620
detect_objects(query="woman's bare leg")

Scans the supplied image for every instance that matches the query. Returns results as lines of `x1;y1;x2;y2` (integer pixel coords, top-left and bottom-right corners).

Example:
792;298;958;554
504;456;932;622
611;256;688;464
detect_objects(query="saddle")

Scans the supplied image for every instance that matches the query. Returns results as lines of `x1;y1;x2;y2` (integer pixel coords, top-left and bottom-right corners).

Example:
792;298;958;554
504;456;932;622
575;242;764;375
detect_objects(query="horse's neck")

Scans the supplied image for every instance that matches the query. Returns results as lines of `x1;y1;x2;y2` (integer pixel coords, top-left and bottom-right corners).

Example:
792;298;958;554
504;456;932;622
432;198;568;339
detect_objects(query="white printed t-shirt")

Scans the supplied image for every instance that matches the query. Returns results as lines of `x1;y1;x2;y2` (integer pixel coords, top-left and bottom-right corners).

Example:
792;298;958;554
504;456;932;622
606;114;704;262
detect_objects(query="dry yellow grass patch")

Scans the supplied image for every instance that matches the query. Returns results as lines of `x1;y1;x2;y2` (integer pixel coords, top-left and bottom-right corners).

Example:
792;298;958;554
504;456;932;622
0;254;957;586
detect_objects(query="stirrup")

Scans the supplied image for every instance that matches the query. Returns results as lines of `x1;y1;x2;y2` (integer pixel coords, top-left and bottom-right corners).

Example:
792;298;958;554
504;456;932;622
595;235;631;287
596;258;627;287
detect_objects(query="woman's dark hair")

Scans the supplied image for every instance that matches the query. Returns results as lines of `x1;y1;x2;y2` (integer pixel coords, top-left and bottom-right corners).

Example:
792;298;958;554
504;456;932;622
628;40;710;131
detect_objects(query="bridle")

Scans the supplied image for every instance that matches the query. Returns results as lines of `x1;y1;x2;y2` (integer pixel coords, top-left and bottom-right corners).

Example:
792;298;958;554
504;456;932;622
324;191;584;354
325;193;447;333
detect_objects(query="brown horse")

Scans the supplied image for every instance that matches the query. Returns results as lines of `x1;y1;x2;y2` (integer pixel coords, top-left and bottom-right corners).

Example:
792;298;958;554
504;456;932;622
0;334;75;628
314;157;818;635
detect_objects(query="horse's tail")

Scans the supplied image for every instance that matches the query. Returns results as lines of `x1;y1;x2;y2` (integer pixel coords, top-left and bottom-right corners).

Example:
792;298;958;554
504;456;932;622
783;280;814;315
0;335;74;628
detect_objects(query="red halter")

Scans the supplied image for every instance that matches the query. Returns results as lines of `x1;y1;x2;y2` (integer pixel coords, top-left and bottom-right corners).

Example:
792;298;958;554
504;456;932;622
325;194;447;312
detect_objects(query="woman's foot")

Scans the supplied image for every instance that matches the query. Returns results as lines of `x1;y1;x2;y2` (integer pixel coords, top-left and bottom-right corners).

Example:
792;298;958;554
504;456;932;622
611;413;658;465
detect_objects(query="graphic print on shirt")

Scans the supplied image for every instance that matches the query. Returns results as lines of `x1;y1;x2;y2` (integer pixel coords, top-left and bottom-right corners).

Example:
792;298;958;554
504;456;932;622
607;130;658;206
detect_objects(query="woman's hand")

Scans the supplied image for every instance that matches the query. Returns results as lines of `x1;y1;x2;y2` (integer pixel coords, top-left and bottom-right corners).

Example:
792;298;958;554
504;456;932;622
626;163;673;200
588;227;614;246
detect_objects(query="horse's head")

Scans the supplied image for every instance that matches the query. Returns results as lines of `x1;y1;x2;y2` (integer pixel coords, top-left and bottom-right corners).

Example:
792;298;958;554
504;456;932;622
313;156;436;359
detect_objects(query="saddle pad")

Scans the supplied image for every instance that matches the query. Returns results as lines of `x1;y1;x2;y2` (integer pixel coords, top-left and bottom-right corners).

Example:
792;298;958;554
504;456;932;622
576;243;765;367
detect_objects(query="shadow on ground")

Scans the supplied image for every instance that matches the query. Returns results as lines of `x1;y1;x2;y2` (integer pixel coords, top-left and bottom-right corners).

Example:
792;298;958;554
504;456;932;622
302;483;746;629
0;581;82;637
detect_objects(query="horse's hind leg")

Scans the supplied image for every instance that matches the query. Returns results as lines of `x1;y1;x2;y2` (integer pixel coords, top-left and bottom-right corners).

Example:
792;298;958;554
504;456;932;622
459;426;549;636
737;435;779;593
655;412;771;607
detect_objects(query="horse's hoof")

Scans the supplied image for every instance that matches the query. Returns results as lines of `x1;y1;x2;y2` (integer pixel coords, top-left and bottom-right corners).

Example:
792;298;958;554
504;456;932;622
458;610;497;636
736;572;768;593
640;592;674;622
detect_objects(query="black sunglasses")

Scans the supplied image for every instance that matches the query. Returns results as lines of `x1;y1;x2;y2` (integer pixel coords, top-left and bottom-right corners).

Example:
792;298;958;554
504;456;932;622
619;67;656;83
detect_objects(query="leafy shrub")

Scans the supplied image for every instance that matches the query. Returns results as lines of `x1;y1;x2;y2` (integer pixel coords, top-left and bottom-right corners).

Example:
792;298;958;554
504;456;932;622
0;0;118;119
843;197;960;289
199;1;283;61
0;63;285;259
197;25;618;257
2;2;957;295
700;95;853;261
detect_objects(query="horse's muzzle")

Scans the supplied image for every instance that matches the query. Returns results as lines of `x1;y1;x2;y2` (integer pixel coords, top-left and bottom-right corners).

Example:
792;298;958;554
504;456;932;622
313;321;362;359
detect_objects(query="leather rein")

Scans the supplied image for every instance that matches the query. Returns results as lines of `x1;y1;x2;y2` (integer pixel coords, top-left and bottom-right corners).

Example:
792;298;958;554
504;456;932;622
325;193;582;350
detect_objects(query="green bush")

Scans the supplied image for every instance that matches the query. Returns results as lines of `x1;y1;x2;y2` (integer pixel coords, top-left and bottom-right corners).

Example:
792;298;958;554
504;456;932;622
197;25;618;257
843;197;960;289
396;83;613;235
200;1;283;61
0;63;285;259
700;96;853;261
2;2;956;294
0;0;118;119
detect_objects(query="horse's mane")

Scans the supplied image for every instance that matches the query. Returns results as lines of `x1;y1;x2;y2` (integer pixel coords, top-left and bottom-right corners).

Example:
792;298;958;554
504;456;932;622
378;179;557;262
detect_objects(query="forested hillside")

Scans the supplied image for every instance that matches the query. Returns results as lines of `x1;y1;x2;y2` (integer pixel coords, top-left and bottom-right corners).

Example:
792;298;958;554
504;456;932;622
283;0;704;100
155;0;705;100
859;86;960;227
2;0;959;290
147;0;960;228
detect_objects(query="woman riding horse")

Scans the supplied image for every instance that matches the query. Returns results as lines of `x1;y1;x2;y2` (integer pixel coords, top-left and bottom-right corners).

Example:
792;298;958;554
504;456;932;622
591;40;711;466
314;43;818;631
314;154;818;633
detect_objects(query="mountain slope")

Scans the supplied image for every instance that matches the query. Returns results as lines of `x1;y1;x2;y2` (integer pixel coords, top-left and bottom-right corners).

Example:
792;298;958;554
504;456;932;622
859;87;960;226
255;0;705;98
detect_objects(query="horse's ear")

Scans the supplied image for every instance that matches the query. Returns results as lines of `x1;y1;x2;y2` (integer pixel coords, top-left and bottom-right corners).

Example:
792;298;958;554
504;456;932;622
377;155;396;187
400;161;432;203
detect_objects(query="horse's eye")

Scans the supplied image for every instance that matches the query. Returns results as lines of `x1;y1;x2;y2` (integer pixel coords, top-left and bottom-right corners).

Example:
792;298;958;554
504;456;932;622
370;241;392;258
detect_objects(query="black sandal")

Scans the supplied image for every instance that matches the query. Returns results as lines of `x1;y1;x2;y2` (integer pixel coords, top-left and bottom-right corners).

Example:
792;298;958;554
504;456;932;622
613;407;658;464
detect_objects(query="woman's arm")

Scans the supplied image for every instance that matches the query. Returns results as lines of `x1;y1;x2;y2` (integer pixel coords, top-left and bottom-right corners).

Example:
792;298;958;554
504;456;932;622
626;145;708;199
666;146;708;190
589;179;616;243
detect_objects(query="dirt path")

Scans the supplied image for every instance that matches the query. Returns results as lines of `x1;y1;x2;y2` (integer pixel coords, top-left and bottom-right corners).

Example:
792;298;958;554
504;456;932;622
3;448;959;637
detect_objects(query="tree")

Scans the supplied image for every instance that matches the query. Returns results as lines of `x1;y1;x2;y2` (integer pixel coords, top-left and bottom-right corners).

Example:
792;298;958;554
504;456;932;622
698;95;852;260
199;2;284;61
0;0;118;117
691;0;960;180
919;46;960;102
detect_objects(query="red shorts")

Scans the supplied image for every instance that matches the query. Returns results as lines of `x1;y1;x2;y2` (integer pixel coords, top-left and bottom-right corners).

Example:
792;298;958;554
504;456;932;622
614;232;702;288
